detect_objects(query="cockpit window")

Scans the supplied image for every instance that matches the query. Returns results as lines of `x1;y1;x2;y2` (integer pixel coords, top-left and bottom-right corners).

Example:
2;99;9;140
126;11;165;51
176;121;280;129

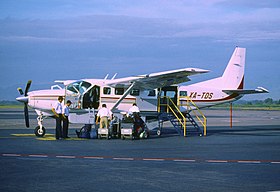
67;81;92;95
67;84;79;94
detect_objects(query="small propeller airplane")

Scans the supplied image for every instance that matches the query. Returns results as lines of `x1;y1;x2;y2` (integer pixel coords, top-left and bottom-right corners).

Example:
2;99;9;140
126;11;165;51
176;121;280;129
16;47;268;137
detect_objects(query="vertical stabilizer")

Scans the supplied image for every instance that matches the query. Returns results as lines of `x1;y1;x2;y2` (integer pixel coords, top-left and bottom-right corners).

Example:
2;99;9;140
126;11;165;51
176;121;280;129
221;47;246;89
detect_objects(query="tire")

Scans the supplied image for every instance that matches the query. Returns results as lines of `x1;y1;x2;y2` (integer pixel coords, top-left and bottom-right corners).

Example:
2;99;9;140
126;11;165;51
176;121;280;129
143;132;148;139
34;126;46;137
156;129;161;136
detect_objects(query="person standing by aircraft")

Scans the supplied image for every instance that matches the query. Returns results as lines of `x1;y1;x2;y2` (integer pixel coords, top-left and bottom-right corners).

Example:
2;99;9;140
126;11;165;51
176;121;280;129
96;104;112;129
128;103;140;116
51;96;64;140
62;100;72;139
128;103;144;138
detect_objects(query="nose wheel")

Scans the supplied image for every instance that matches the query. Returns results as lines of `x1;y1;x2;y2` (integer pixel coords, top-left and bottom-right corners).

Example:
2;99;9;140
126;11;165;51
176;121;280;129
35;126;46;137
34;113;46;137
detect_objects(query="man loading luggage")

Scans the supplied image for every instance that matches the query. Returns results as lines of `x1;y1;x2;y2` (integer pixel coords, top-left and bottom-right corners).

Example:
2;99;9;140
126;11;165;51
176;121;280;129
128;103;144;138
128;103;140;116
96;104;112;128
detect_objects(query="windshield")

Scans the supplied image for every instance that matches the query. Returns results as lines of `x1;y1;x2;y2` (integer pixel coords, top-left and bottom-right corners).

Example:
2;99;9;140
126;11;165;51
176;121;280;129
67;81;92;95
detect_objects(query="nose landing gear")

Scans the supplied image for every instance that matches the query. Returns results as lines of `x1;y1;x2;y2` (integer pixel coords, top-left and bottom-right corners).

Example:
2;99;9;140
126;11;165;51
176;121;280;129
34;114;46;137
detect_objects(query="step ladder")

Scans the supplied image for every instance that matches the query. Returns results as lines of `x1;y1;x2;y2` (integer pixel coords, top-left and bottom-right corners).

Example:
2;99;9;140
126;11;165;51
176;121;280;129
158;96;206;137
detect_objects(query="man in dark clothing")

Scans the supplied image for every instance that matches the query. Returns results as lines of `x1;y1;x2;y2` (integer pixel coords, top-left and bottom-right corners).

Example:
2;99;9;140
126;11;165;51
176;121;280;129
62;100;72;138
51;96;64;140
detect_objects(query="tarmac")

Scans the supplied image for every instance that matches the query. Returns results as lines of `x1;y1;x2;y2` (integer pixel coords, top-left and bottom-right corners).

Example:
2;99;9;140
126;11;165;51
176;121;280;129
0;108;279;192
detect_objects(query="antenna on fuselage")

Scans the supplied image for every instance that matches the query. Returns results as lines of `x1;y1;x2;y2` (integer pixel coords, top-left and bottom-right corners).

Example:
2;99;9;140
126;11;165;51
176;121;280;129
104;74;109;80
111;73;117;80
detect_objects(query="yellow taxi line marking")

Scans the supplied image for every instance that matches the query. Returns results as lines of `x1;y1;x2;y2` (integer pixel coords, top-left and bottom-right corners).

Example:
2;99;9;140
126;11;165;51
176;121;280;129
36;137;88;141
11;134;54;137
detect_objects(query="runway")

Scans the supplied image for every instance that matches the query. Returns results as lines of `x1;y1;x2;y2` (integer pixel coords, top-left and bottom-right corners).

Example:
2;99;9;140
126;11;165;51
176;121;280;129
0;108;279;191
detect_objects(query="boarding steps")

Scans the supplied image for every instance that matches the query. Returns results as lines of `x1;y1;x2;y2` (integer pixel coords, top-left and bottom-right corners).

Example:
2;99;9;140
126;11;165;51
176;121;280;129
158;96;207;137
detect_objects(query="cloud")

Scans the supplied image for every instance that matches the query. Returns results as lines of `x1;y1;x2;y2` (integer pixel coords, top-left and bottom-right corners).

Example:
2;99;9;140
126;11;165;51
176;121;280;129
0;0;279;45
216;0;280;9
0;1;279;100
1;10;279;45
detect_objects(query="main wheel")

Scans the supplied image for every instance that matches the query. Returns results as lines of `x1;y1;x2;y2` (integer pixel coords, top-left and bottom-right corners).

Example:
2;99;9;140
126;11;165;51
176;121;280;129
143;131;149;139
156;129;161;136
106;135;111;140
34;126;46;137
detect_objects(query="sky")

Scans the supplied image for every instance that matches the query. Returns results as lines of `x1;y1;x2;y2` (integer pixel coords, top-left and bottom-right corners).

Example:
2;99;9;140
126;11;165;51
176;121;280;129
0;0;279;101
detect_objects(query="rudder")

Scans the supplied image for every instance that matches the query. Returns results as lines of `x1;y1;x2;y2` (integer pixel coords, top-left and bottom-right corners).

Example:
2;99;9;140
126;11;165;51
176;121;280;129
221;47;246;89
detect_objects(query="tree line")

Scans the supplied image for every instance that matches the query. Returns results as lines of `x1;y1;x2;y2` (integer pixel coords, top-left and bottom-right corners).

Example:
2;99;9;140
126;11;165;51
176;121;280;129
234;98;280;106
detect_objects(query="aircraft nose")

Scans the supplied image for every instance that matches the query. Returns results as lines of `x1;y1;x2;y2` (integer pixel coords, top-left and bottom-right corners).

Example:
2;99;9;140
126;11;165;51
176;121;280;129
16;96;28;103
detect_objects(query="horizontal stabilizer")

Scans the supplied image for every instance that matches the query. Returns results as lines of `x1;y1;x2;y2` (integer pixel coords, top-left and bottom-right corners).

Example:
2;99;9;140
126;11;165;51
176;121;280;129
223;87;269;95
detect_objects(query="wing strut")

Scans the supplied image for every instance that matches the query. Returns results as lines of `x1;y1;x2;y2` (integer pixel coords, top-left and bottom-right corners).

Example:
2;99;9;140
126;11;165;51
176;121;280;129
111;82;136;112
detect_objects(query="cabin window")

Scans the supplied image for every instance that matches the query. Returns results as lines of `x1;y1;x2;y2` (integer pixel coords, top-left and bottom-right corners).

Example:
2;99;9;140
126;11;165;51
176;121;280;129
130;89;140;96
115;88;124;95
166;91;176;98
142;90;156;97
103;87;111;95
148;90;156;97
179;91;187;96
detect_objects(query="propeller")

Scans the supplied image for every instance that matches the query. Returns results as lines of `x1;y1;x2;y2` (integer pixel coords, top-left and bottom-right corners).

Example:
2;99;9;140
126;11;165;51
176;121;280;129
25;80;32;96
24;103;29;128
16;80;32;128
17;88;24;95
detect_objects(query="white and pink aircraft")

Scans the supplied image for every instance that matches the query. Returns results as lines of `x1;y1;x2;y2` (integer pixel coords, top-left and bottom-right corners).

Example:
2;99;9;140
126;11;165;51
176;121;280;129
16;47;268;137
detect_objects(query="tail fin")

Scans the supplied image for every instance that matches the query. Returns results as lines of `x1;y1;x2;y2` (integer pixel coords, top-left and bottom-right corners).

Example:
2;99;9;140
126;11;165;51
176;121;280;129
221;47;246;89
187;47;268;98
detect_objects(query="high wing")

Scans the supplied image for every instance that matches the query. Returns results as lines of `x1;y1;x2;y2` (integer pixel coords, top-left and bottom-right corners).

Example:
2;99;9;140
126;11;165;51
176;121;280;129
108;67;209;111
223;87;269;95
108;68;209;90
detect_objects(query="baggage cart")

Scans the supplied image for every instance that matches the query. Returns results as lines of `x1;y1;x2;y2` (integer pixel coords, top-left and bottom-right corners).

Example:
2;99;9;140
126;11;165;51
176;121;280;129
98;128;111;140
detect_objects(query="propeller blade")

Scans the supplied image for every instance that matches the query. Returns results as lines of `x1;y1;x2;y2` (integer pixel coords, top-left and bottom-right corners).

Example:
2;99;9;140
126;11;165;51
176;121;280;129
24;103;30;128
17;87;24;95
24;80;32;96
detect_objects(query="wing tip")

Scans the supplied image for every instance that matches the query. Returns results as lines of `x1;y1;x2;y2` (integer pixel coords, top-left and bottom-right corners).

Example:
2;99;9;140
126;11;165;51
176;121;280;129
256;87;269;93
